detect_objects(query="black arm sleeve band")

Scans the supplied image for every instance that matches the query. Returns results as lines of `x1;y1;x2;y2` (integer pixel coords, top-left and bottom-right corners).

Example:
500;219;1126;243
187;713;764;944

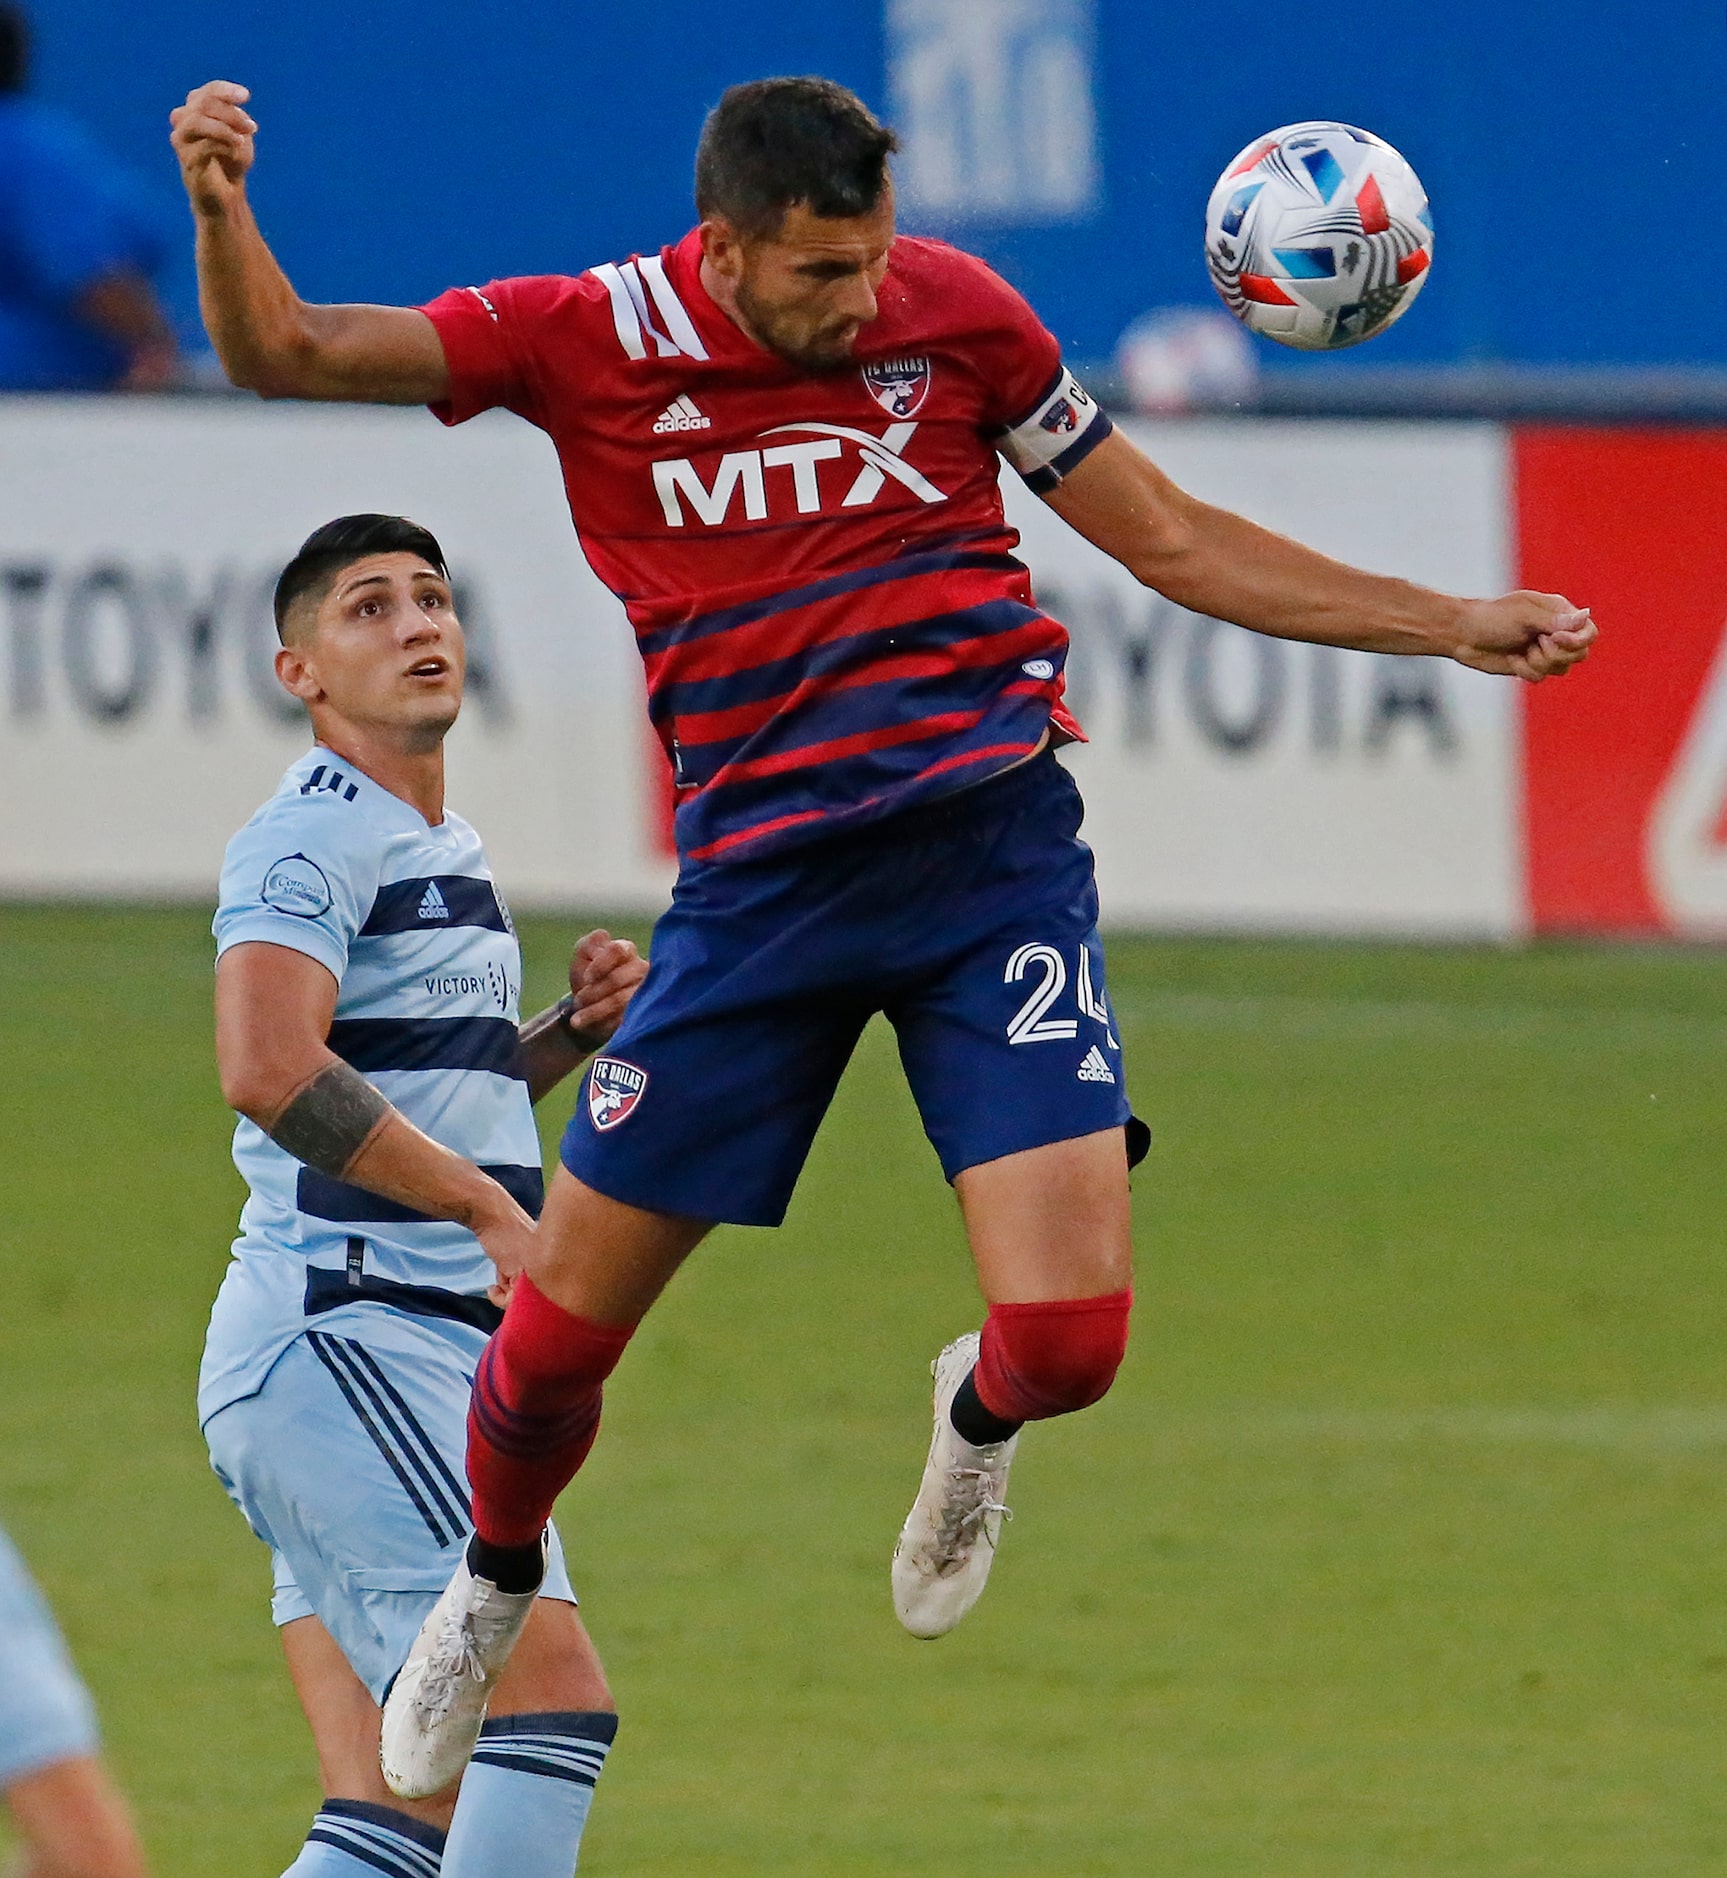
268;1060;391;1177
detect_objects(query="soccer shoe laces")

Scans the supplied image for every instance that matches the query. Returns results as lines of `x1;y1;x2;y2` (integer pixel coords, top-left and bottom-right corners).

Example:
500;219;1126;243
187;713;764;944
931;1464;1013;1573
419;1608;490;1721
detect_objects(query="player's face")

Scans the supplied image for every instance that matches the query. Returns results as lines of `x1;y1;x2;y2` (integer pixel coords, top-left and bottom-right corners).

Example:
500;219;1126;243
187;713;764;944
277;553;466;749
714;193;896;371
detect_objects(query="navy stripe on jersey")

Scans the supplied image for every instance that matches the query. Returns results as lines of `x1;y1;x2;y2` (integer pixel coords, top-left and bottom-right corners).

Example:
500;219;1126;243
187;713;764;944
298;1162;545;1225
304;1266;505;1333
654;596;1038;720
327;1015;523;1078
359;875;511;936
307;1332;470;1544
675;696;1053;847
631;529;1071;863
665;603;1054;787
636;541;1024;658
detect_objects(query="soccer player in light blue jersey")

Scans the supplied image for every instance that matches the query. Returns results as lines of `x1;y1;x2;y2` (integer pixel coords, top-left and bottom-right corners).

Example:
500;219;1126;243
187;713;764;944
203;514;646;1878
0;1522;149;1877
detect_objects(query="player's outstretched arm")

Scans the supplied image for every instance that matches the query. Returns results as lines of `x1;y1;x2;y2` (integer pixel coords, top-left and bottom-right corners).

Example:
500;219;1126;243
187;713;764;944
169;81;448;404
514;931;648;1105
216;941;534;1287
1046;427;1596;682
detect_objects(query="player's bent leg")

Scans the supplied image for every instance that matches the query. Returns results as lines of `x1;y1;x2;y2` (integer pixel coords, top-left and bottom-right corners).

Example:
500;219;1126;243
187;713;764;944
5;1754;150;1878
384;1175;706;1801
443;1599;616;1877
893;1130;1135;1638
292;1601;617;1876
469;1172;711;1551
283;1615;456;1873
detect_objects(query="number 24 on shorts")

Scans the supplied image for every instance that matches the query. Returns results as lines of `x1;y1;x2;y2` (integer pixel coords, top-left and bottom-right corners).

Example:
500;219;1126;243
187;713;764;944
1004;941;1118;1048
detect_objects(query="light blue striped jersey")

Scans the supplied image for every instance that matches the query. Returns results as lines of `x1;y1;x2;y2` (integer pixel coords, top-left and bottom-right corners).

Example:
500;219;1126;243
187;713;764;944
200;747;540;1426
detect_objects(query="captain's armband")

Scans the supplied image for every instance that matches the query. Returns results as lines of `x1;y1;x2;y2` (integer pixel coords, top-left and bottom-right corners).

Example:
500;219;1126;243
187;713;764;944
997;367;1113;494
268;1060;391;1176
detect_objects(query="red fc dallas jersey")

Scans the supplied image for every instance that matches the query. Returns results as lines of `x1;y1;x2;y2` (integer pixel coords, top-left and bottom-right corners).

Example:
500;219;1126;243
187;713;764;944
421;229;1112;864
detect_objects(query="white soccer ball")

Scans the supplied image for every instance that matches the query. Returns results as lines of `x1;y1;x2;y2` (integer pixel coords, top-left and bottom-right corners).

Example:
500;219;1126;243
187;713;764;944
1204;121;1433;351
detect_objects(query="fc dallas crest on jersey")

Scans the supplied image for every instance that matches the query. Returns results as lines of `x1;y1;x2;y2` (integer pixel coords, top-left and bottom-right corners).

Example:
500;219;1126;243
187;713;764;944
587;1057;648;1130
862;354;932;418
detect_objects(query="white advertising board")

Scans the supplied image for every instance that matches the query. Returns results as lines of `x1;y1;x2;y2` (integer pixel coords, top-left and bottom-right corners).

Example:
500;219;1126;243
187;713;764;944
1007;419;1521;936
0;398;671;908
0;399;1518;936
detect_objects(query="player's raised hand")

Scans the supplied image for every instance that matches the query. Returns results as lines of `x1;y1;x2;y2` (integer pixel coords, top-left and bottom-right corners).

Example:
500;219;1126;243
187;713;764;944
567;931;648;1048
170;81;257;215
1450;592;1597;683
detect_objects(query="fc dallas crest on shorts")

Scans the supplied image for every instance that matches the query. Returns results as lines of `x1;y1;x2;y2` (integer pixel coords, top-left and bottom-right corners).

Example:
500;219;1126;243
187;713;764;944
861;355;931;418
587;1057;648;1130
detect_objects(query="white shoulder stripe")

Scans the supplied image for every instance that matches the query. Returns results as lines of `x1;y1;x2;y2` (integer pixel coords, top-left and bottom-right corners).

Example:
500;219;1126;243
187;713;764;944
590;263;648;361
618;263;681;359
589;256;708;364
637;253;710;361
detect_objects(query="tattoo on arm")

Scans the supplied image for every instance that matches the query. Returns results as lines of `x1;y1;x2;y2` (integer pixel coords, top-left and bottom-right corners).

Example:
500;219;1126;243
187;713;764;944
267;1060;391;1176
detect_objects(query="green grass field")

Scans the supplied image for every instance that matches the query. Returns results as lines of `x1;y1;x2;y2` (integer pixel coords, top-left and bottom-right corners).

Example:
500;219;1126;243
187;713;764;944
3;903;1727;1875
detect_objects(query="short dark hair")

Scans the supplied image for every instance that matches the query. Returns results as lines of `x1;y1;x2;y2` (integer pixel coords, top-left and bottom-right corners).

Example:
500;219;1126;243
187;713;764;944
273;514;448;643
0;5;29;95
695;77;897;238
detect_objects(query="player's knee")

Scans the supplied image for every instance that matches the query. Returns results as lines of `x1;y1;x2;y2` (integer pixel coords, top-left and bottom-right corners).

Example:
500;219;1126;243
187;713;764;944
975;1290;1132;1422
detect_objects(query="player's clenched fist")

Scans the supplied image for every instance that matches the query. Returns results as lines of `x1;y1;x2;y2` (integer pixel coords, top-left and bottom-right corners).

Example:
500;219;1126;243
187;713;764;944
567;931;647;1049
169;80;256;214
1451;591;1598;684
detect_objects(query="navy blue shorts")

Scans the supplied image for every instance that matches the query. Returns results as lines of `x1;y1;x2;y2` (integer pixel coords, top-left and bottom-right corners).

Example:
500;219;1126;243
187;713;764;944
560;752;1142;1228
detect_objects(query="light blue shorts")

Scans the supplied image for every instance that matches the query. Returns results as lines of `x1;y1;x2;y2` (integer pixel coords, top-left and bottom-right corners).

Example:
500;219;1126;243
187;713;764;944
205;1324;575;1704
0;1525;99;1786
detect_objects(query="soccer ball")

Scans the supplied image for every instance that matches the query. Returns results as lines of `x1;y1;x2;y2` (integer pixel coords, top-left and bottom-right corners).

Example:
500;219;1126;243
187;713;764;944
1204;122;1433;351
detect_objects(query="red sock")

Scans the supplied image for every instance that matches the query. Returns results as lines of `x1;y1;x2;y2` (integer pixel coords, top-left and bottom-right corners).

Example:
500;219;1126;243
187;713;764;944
467;1277;637;1548
972;1290;1133;1424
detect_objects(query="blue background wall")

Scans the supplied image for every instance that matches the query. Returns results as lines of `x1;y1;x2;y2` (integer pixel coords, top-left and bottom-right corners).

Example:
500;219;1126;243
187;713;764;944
32;0;1727;371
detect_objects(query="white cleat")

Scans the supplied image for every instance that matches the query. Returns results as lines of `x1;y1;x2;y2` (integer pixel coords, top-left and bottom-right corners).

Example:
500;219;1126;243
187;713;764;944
379;1544;542;1799
892;1332;1018;1639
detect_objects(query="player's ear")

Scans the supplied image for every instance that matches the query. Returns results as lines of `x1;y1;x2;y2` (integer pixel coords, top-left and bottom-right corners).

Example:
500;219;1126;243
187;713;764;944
699;215;746;282
274;641;323;706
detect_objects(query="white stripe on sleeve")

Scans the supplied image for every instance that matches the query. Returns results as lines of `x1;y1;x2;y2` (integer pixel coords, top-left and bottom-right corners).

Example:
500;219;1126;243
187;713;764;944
638;254;711;361
590;263;648;361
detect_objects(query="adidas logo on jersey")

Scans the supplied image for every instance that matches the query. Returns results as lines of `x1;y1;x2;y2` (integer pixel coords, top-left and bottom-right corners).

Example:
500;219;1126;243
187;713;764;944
653;394;711;435
418;881;450;921
1076;1045;1117;1084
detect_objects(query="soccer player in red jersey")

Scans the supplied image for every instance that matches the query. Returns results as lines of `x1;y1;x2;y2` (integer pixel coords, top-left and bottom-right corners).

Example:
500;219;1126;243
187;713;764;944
171;75;1596;1797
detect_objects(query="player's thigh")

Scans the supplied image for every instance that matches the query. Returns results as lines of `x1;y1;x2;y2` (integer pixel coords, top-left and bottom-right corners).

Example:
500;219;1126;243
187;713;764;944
891;916;1137;1195
527;1167;712;1324
5;1754;147;1878
207;1331;584;1700
558;862;874;1232
956;1127;1134;1303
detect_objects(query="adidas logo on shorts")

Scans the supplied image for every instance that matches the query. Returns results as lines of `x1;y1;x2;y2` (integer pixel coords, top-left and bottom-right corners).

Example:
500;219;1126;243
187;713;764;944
653;394;711;434
1076;1044;1116;1084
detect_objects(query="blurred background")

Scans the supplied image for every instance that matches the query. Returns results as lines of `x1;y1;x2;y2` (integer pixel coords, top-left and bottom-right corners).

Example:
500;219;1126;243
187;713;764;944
4;4;1727;1874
